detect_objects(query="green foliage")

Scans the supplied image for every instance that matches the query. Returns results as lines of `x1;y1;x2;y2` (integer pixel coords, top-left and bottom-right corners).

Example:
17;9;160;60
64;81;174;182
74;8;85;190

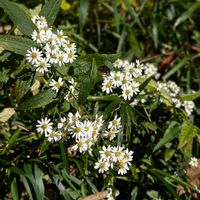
0;0;200;200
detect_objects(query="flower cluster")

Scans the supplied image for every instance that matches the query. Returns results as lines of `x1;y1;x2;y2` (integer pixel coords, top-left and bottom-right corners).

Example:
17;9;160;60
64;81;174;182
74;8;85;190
36;113;133;175
26;15;77;74
157;81;195;116
102;59;159;101
95;145;133;175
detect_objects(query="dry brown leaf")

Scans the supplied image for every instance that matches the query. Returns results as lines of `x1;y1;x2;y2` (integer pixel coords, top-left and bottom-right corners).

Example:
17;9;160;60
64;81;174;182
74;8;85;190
79;190;108;200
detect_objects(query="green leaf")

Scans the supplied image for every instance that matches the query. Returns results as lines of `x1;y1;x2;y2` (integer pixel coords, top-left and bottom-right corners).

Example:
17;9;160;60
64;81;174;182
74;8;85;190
164;148;175;161
19;89;57;110
73;53;121;75
153;121;180;152
0;0;36;36
178;120;199;149
79;0;89;30
0;128;20;155
78;58;97;103
112;0;120;33
11;178;19;200
174;2;200;28
15;74;33;102
180;90;200;101
40;0;62;26
0;35;35;56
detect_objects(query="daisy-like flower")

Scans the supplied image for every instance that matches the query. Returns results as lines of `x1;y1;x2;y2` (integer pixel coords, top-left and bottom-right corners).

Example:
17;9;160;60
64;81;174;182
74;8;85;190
47;130;62;142
112;146;124;162
189;157;198;168
56;29;68;46
99;145;113;162
103;129;118;141
108;115;121;130
26;47;43;64
49;77;64;92
122;85;134;100
31;30;46;44
131;81;140;95
81;120;94;135
36;117;53;136
67;112;81;124
72;138;87;153
57;51;67;66
65;50;77;63
64;41;76;52
35;58;51;74
113;58;124;69
117;160;129;175
102;77;113;94
184;101;195;116
123;149;134;165
94;159;110;173
69;121;84;140
110;71;123;87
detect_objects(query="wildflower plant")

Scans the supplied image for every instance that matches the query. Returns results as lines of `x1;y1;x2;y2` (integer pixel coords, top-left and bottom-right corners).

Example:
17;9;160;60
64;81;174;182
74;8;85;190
0;0;200;200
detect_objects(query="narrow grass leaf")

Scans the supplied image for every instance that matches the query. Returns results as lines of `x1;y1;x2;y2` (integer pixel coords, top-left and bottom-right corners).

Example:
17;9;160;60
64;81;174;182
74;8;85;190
174;2;200;28
180;90;200;101
163;58;189;80
79;0;89;30
19;89;57;110
40;0;62;26
0;0;36;36
153;121;180;152
112;0;119;33
11;178;19;200
0;35;35;56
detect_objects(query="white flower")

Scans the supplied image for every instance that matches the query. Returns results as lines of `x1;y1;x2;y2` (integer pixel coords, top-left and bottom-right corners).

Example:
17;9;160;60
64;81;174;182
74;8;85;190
65;50;77;63
110;71;123;87
56;29;68;46
94;159;110;173
82;120;94;135
123;149;133;165
122;85;134;100
67;112;81;124
108;115;121;130
69;121;84;140
103;129;118;140
49;77;64;92
64;41;76;52
47;130;62;142
57;117;67;129
26;47;43;64
36;117;53;136
113;58;124;69
34;58;51;74
131;81;140;94
102;77;113;94
184;101;195;116
72;138;87;153
112;146;124;162
99;145;113;162
189;157;198;168
57;51;67;66
117;160;129;175
31;30;46;44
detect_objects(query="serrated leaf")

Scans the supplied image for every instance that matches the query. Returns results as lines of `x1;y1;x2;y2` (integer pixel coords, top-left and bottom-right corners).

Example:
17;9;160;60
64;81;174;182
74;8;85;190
153;121;180;152
178;120;199;149
40;0;62;26
0;0;36;36
78;58;97;103
0;108;15;123
0;35;35;56
19;89;57;110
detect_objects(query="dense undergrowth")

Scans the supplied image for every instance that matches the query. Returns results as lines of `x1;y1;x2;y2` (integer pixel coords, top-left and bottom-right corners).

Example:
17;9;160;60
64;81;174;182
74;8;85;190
0;0;200;199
